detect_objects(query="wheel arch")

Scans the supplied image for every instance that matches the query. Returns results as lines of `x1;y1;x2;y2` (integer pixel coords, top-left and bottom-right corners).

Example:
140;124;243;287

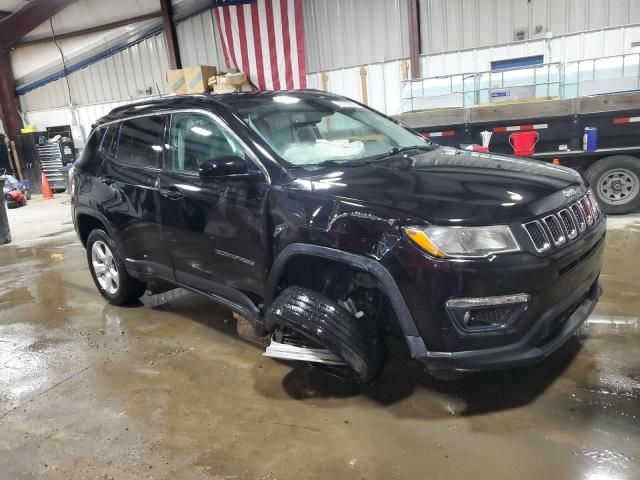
74;207;121;250
265;243;429;358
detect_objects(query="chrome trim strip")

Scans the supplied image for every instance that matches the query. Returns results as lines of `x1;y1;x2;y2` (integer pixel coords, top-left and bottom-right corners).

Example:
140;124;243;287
446;293;531;308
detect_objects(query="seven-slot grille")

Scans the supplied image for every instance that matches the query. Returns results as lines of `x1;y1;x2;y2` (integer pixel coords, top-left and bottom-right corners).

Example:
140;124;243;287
523;190;602;253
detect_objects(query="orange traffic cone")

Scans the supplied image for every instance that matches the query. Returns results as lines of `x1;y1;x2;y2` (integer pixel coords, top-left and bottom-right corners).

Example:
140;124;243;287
41;172;54;199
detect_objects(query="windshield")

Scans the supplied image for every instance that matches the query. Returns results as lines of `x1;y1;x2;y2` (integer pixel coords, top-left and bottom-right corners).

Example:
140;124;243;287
232;95;430;167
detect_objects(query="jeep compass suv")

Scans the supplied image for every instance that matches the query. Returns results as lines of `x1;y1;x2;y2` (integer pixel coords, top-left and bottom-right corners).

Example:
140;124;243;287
72;91;605;382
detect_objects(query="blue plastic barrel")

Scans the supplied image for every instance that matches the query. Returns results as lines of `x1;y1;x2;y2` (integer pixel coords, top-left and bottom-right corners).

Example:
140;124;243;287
583;127;598;152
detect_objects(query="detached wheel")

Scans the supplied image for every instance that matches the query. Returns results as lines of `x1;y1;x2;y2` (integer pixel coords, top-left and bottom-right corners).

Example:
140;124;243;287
86;229;147;305
586;156;640;214
266;286;385;383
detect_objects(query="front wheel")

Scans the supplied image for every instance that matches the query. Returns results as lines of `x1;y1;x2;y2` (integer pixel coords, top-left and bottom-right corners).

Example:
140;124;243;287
585;155;640;214
265;286;385;383
86;229;147;305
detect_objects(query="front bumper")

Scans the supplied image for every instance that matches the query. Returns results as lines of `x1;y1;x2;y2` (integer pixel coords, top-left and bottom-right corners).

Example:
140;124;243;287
421;278;601;371
382;214;605;371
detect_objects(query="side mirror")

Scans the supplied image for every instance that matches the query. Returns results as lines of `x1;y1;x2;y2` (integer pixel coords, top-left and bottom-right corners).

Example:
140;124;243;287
199;155;248;178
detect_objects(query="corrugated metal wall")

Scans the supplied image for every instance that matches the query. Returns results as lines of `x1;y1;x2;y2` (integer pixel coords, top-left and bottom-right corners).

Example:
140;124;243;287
176;10;226;69
303;0;410;73
18;9;225;113
422;24;640;76
420;0;640;54
19;34;170;111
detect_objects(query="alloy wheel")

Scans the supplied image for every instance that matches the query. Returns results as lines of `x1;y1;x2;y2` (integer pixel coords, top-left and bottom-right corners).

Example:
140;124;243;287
91;240;119;295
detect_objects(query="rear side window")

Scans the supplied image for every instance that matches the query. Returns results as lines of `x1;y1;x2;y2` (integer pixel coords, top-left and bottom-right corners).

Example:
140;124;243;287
74;127;105;173
116;116;165;168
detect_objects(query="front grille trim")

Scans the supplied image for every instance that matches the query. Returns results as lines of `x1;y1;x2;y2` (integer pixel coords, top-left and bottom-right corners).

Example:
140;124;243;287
523;220;551;252
522;192;602;254
558;209;578;240
543;214;566;246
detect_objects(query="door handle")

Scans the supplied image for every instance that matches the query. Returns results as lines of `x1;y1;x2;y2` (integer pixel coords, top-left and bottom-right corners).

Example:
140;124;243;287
159;187;184;200
98;175;114;186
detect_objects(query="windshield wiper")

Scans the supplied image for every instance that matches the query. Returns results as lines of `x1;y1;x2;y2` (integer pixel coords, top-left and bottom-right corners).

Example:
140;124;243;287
374;145;434;161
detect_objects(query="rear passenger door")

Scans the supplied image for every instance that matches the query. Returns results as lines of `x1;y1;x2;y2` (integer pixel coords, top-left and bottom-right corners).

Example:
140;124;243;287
98;115;174;280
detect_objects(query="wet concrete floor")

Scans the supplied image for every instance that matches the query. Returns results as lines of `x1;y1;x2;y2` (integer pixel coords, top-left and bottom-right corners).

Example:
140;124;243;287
0;198;639;479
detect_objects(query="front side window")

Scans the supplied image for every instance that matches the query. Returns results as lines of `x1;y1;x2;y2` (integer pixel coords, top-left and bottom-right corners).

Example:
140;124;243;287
168;112;248;173
116;116;165;168
232;95;430;167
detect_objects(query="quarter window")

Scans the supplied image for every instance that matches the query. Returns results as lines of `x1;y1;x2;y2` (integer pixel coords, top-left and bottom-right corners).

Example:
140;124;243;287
168;112;248;172
99;124;118;158
116;116;165;168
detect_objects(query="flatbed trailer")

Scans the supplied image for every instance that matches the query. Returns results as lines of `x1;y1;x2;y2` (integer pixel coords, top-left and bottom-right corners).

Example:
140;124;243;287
396;92;640;214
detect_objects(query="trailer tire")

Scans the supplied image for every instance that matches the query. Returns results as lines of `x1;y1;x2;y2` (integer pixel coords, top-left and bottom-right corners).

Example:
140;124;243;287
585;155;640;215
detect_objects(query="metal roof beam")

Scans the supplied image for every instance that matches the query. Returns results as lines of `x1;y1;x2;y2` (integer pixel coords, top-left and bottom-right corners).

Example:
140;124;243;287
0;0;78;49
15;12;163;47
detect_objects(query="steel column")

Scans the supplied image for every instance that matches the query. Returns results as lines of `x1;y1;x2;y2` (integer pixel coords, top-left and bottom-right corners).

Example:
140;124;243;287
0;49;22;138
160;0;181;70
408;0;421;79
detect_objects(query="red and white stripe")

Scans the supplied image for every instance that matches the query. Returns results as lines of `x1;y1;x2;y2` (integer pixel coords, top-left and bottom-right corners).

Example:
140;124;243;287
213;0;306;90
613;116;640;124
422;130;455;138
493;123;548;133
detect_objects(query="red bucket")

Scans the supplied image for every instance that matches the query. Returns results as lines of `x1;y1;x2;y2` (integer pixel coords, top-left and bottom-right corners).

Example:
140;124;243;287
509;131;539;157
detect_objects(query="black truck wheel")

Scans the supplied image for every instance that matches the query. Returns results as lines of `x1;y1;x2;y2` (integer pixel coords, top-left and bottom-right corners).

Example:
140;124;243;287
585;155;640;214
265;286;384;383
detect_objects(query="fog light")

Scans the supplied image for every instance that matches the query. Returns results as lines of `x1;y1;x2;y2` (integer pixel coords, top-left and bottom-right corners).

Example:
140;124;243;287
446;294;530;331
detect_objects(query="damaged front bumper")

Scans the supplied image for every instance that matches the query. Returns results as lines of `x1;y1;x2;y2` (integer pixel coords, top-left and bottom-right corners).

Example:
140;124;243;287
418;279;602;371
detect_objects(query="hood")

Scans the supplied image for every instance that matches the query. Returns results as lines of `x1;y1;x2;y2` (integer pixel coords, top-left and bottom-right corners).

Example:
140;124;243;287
288;147;584;225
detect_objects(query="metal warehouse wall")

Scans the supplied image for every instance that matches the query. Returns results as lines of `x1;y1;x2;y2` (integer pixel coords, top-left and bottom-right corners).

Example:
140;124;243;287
420;0;640;54
19;34;170;112
19;9;226;114
303;0;410;73
176;10;226;70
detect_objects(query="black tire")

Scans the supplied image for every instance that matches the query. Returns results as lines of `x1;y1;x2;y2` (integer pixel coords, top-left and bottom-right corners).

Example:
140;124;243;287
266;286;384;383
19;197;26;207
25;190;31;200
86;229;147;305
585;155;640;215
5;195;15;209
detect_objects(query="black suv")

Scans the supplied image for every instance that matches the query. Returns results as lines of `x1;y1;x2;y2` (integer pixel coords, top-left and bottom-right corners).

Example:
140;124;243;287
72;91;605;382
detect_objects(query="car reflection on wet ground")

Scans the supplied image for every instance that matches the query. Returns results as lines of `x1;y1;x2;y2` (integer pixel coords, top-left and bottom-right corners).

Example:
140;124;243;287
0;199;638;479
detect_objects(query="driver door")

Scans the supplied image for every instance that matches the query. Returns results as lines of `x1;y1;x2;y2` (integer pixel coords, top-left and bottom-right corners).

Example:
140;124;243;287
157;110;269;297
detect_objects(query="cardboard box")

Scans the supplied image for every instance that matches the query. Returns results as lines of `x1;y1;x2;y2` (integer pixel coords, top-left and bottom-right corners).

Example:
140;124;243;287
226;71;247;86
167;69;187;95
183;65;218;94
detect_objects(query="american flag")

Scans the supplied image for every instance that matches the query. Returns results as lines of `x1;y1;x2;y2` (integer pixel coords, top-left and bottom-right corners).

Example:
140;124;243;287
213;0;307;90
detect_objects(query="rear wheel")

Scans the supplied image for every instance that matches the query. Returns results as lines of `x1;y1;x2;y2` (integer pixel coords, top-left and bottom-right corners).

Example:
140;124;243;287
586;155;640;214
86;229;147;305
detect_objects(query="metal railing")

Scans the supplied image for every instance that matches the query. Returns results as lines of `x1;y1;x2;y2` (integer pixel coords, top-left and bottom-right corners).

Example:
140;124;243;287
401;53;640;112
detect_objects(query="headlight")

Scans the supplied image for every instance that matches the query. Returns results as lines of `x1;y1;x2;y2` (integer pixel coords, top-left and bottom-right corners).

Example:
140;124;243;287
404;225;520;258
